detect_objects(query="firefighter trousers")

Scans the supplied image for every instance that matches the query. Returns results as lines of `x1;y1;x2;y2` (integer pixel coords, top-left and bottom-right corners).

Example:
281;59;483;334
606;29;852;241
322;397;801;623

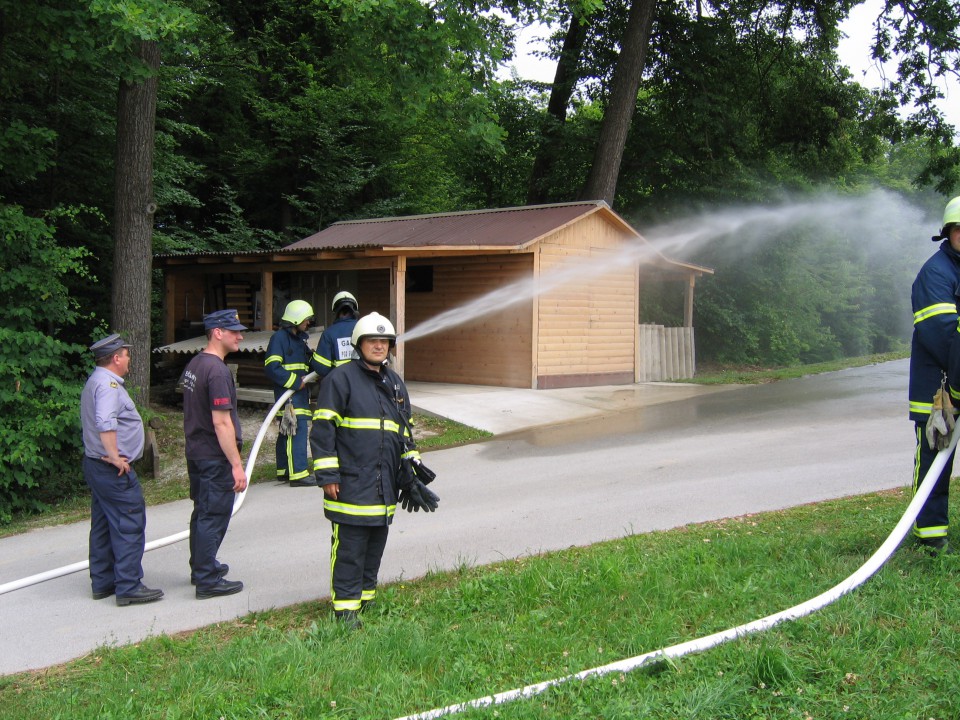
913;423;954;540
275;411;311;483
329;522;388;613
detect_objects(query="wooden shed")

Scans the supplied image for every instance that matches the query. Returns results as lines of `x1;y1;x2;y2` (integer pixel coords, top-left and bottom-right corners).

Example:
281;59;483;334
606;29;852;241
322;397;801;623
154;201;712;390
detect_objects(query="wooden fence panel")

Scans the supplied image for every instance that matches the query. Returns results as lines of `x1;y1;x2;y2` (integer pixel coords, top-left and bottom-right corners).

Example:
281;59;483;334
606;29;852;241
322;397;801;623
637;324;696;381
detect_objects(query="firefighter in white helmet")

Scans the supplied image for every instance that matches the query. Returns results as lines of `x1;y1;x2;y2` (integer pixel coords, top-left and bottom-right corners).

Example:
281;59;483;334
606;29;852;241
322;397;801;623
909;195;960;554
309;312;438;628
314;291;360;378
264;300;324;486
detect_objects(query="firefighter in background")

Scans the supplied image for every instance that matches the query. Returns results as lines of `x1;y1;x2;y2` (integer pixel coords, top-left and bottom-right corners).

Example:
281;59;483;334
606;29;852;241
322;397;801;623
315;291;360;378
265;300;324;487
310;312;438;628
910;195;960;554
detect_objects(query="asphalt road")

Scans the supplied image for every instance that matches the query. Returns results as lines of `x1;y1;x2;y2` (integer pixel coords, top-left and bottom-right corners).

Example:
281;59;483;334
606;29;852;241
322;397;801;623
0;359;915;675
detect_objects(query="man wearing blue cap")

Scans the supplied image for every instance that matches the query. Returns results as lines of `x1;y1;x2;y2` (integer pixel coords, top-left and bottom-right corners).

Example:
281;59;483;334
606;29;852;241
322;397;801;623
181;310;248;598
81;333;163;605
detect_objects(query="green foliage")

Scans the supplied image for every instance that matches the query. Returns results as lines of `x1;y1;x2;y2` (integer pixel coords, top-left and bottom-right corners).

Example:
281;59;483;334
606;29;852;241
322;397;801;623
0;205;94;523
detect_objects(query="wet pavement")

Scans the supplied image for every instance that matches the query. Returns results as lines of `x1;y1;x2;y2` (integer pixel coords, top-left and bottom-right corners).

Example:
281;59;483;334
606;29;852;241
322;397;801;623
0;359;914;675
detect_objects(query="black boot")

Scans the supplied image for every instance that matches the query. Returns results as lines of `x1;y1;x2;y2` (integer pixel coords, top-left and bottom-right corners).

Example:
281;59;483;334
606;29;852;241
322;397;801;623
917;537;954;556
335;610;362;630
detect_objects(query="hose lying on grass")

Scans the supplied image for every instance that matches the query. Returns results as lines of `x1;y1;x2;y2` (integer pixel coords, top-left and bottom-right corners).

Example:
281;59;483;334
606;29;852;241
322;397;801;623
0;374;316;596
393;425;960;720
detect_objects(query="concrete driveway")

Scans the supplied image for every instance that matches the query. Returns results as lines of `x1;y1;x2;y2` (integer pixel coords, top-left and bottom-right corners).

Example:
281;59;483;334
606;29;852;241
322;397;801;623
0;359;915;675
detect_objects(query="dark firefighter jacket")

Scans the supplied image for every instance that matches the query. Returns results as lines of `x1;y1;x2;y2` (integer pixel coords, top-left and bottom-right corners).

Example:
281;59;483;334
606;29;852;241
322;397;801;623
309;359;420;526
264;326;323;415
316;317;358;378
910;240;960;422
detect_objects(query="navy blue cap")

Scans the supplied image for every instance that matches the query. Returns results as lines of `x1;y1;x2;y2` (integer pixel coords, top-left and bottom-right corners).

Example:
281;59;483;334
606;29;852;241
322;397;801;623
90;333;132;359
204;309;247;331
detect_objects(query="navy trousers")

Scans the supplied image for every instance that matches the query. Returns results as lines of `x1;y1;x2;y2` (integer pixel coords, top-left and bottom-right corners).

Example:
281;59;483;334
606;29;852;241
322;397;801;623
913;424;954;539
188;458;235;588
330;523;389;613
275;412;311;483
83;456;146;596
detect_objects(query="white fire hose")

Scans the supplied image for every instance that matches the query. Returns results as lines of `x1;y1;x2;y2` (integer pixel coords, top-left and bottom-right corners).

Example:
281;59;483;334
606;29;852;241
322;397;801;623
393;426;960;720
0;373;316;596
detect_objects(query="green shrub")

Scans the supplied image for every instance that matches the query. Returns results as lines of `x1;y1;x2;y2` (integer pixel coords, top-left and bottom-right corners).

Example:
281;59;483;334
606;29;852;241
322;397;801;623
0;204;93;523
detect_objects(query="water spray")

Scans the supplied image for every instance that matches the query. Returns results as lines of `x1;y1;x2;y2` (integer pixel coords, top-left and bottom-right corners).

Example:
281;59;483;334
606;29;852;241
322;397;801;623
400;189;930;344
392;425;958;720
0;374;316;596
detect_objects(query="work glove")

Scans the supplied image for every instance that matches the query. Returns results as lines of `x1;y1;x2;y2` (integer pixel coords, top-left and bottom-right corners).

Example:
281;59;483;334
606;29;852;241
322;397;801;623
280;401;298;436
411;458;437;485
398;479;440;513
925;385;956;451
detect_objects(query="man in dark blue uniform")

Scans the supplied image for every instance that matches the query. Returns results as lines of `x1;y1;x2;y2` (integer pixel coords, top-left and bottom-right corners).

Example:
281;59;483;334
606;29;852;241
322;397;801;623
182;310;248;598
910;195;960;554
80;333;163;605
264;300;324;486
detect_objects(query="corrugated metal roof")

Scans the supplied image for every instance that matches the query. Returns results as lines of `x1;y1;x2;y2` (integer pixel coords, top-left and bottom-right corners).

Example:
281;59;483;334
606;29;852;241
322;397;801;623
150;202;712;275
284;201;617;251
153;330;321;354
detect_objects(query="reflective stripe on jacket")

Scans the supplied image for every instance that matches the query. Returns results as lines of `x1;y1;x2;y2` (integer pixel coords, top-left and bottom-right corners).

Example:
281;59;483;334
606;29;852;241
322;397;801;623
309;359;415;526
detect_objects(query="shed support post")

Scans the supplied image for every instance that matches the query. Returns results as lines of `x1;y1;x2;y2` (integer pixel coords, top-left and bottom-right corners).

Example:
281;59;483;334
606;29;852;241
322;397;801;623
684;275;696;328
261;270;273;331
163;273;176;344
390;256;407;376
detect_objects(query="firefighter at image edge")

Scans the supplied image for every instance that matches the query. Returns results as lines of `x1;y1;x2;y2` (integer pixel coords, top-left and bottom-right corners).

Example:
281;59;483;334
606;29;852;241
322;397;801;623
909;194;960;555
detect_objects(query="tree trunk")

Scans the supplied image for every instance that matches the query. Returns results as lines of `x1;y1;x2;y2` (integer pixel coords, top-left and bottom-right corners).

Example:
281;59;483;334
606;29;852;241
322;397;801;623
526;10;590;205
112;40;160;407
579;0;656;206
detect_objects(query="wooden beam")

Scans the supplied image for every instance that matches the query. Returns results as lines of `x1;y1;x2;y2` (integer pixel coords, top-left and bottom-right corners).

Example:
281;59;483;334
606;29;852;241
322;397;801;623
391;256;407;377
261;270;273;331
684;274;695;328
163;272;176;344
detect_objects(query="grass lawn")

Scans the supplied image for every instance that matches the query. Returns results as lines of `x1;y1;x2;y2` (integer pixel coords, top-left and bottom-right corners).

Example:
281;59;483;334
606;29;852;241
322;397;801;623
1;489;957;719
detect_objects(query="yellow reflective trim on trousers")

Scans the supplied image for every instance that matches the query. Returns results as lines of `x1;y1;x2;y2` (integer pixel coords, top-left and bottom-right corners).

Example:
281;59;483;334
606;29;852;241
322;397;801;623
330;523;341;609
912;425;922;494
323;499;396;518
265;355;282;366
911;401;932;416
313;408;342;424
313;456;339;471
294;408;312;417
914;525;948;538
340;417;401;433
333;598;362;611
361;589;376;602
914;302;957;324
285;434;294;476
